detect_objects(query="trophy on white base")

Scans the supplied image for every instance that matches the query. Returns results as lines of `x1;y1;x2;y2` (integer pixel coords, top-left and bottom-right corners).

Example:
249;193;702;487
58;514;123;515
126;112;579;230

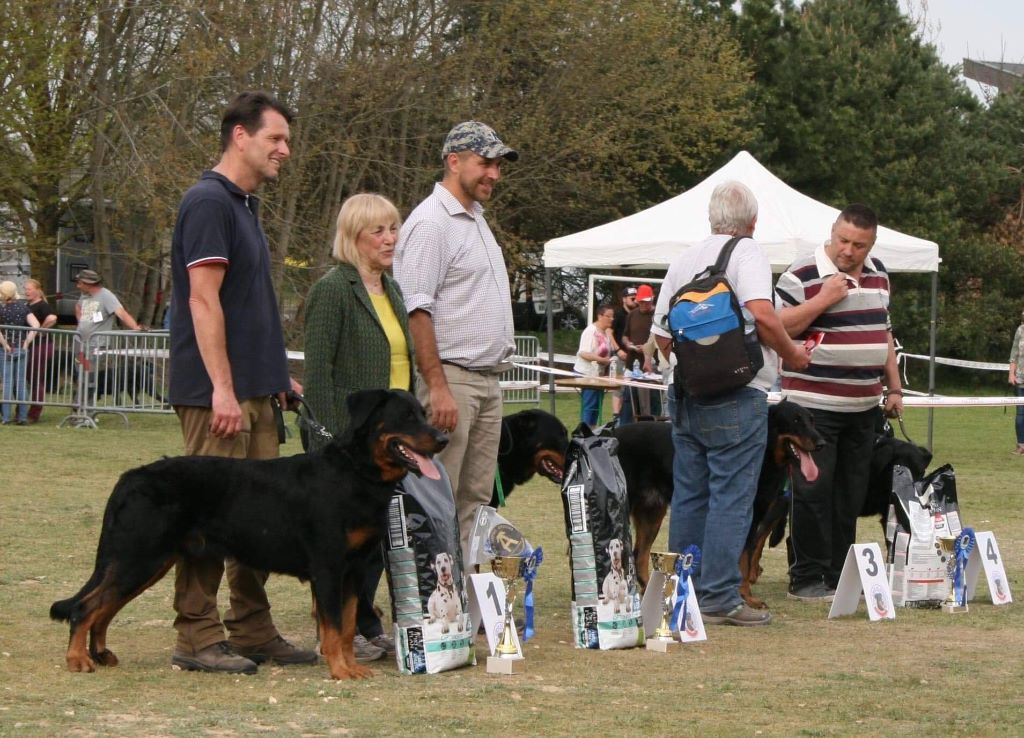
487;555;526;674
646;552;681;652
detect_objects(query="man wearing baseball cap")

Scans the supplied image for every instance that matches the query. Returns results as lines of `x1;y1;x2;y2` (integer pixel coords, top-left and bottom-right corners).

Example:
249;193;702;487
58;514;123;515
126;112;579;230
610;286;638;419
74;269;142;371
395;121;517;564
620;284;658;421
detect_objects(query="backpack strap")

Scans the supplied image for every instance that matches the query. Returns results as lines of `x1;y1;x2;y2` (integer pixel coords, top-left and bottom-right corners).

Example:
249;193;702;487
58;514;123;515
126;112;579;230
709;235;746;276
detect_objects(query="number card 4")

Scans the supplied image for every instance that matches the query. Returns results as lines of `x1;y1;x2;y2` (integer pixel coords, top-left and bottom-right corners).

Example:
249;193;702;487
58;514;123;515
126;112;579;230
965;531;1013;605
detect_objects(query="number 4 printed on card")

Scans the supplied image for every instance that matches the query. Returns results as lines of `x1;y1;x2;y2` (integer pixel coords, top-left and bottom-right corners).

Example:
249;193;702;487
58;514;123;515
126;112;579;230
965;531;1013;605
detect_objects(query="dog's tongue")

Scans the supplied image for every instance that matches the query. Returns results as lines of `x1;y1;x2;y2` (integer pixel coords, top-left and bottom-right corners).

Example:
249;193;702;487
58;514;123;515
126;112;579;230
796;447;819;483
408;448;440;480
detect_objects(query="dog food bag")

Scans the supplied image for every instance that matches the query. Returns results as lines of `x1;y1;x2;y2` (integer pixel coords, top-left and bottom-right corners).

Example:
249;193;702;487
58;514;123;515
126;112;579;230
384;464;475;675
886;464;963;607
561;427;643;650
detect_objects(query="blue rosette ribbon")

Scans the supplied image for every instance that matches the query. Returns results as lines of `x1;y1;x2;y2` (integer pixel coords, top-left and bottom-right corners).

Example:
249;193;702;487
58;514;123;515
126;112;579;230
520;547;544;641
953;528;975;607
671;545;702;633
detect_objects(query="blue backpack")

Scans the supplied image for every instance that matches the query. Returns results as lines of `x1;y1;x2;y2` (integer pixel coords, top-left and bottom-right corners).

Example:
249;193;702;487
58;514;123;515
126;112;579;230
667;236;763;399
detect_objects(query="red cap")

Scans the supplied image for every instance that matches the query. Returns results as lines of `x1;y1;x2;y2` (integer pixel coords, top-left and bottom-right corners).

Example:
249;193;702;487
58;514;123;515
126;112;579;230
636;284;654;302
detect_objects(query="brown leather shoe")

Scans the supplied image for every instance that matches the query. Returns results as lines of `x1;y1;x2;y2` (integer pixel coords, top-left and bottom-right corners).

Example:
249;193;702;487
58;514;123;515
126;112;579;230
231;635;319;666
172;641;257;674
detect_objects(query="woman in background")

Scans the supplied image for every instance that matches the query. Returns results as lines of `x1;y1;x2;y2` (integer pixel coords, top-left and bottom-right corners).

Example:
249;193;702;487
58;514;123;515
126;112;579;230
573;303;614;427
23;279;57;423
0;281;40;425
1009;308;1024;455
304;193;413;663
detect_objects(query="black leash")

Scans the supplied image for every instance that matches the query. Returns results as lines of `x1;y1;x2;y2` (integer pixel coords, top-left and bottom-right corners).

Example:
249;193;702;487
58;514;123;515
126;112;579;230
286;391;335;443
894;413;917;446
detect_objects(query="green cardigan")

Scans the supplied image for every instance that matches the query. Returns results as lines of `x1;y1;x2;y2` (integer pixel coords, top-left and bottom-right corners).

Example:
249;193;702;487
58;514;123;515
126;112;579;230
303;262;414;449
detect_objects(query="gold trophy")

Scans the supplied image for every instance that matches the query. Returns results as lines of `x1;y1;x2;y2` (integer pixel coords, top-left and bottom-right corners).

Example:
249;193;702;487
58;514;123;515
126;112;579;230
936;535;968;614
646;552;681;652
487;555;526;674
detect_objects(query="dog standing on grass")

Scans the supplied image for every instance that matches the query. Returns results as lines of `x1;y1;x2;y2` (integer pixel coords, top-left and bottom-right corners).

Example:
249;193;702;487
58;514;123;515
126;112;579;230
50;390;446;680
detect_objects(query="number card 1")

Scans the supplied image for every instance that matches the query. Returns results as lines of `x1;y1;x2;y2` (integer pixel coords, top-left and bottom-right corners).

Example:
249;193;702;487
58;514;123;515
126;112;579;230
467;573;523;658
965;531;1013;605
828;543;896;621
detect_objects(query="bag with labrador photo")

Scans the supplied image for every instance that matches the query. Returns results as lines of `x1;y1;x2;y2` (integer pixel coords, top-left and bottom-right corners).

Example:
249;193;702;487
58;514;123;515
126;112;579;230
561;425;644;650
384;464;476;674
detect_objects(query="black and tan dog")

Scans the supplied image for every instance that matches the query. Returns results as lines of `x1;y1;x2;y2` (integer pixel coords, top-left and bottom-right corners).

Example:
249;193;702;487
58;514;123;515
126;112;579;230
50;389;446;680
861;431;933;527
488;409;568;507
738;401;823;608
611;399;824;608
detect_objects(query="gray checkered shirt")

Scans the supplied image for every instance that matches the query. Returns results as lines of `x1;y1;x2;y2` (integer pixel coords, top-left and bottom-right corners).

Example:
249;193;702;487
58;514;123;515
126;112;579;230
395;183;514;370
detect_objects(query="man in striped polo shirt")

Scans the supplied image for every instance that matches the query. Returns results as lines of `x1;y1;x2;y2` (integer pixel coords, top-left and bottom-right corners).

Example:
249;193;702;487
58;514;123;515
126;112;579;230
775;203;904;602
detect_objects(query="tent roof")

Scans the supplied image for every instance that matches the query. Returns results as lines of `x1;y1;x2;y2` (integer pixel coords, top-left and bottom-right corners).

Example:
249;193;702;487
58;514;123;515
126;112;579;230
543;151;939;273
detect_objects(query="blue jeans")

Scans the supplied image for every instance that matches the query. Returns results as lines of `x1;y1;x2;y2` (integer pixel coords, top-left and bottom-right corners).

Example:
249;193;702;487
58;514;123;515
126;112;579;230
1;348;28;423
581;388;602;426
667;383;768;613
1016;386;1024;444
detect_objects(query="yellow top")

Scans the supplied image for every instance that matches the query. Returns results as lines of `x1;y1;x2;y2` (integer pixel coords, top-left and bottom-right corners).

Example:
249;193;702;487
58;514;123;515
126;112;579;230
369;292;411;390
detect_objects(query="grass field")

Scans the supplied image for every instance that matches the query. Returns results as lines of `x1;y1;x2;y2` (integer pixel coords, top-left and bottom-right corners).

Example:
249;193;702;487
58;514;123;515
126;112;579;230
1;397;1022;737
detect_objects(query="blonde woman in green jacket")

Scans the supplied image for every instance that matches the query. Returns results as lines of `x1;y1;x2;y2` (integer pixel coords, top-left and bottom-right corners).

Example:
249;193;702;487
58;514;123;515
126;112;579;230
304;193;414;662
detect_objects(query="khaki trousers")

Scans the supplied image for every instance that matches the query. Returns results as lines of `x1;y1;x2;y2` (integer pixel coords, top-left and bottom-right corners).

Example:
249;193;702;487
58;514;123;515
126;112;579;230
172;398;281;653
417;365;502;565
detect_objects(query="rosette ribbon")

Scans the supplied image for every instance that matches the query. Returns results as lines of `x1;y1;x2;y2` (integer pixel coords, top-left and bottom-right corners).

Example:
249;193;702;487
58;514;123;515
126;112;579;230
520;547;543;641
953;528;975;608
671;545;702;633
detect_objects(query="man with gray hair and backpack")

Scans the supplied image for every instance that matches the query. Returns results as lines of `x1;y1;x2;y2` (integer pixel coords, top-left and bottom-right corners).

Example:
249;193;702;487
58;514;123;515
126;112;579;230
652;180;810;627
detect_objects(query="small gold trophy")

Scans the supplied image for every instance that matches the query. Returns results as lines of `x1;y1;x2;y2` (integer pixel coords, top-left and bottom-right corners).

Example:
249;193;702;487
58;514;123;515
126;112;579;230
646;552;682;652
936;535;968;614
487;555;526;674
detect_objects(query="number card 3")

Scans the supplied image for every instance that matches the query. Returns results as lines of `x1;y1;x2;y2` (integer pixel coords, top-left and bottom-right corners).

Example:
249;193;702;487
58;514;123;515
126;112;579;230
829;543;896;621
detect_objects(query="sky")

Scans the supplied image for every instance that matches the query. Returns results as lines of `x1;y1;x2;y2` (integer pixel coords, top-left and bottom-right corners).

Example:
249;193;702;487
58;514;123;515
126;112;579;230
901;0;1024;98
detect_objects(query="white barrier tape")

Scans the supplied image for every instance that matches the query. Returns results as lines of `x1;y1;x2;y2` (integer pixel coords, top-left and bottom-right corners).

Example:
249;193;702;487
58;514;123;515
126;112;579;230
900;352;1009;372
894;395;1024;407
518;364;1024;405
513;362;668;390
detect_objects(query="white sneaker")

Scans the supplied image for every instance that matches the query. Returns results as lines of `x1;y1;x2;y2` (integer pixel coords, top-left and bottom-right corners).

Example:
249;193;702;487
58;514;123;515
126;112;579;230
368;633;395;656
352;634;385;662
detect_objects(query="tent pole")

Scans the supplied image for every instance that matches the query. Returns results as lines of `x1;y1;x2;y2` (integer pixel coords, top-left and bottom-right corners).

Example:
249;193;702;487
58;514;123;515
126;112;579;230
545;268;556;414
927;271;938;450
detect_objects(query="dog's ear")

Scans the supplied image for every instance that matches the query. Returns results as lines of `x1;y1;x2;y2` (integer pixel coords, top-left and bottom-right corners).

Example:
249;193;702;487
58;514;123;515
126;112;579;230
346;389;393;435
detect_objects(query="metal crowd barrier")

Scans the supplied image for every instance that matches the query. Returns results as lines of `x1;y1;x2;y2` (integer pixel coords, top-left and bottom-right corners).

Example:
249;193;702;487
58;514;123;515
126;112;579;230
62;329;172;427
1;324;544;427
501;335;541;405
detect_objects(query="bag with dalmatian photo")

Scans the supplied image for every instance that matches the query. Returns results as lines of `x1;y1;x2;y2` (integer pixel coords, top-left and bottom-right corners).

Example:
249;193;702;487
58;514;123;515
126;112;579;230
384;463;476;674
561;424;644;650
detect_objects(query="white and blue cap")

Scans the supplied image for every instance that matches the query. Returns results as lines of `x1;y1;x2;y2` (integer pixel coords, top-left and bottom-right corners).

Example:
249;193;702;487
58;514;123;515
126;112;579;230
441;121;518;162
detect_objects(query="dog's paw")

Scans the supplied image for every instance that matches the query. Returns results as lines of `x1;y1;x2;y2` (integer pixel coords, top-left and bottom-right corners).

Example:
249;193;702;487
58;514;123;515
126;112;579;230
743;595;768;610
66;654;96;673
91;648;119;667
330;663;373;680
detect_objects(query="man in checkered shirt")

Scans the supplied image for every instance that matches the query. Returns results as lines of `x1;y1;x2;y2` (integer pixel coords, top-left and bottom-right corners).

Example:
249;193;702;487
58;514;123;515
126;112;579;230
395;121;518;564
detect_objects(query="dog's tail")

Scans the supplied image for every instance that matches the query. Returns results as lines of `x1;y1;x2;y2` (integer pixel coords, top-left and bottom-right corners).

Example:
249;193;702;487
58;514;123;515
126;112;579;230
49;568;105;623
49;597;77;623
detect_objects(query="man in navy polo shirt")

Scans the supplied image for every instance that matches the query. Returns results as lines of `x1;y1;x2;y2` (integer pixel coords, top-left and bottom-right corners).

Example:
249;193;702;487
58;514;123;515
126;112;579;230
167;91;315;674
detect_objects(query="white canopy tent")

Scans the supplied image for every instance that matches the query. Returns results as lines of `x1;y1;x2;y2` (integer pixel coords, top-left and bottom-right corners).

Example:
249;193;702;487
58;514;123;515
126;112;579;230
543;150;939;273
539;150;940;444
